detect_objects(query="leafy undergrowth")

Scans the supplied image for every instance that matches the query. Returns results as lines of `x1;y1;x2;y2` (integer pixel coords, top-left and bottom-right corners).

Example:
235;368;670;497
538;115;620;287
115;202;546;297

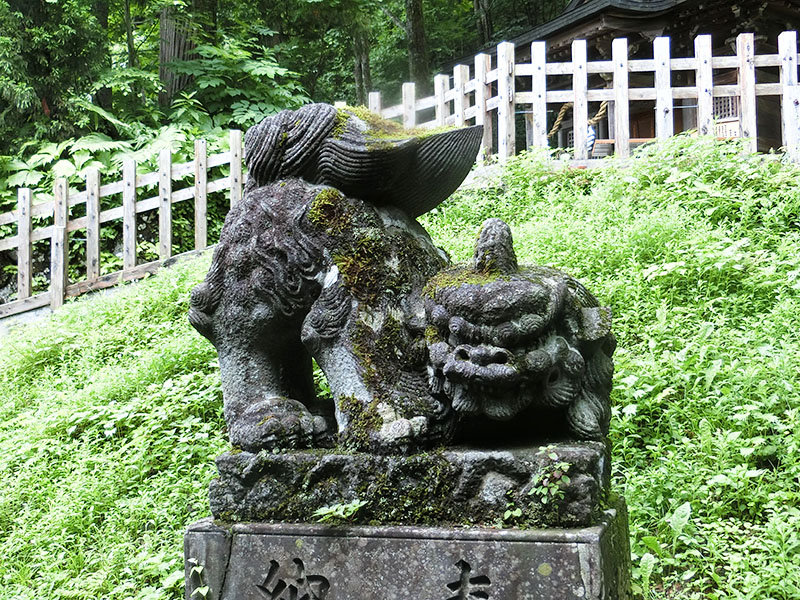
1;135;799;599
422;135;800;600
0;255;225;600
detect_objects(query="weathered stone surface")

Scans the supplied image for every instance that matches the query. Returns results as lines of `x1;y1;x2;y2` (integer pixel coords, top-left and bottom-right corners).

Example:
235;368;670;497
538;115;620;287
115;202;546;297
189;106;615;455
209;442;609;528
424;219;616;442
243;103;484;218
184;105;630;598
184;497;631;600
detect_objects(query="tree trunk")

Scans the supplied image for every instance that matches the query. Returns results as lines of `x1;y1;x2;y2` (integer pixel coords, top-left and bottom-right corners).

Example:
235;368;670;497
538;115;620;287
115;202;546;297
159;5;195;107
474;0;493;44
94;0;112;111
404;0;430;93
353;30;371;105
123;0;138;69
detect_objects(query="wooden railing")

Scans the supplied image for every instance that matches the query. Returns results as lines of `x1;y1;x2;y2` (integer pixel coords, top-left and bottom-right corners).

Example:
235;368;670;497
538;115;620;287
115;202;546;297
0;130;243;319
365;31;800;163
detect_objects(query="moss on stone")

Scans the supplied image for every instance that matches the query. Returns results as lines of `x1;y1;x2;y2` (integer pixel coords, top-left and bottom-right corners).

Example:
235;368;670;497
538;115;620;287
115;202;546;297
423;267;509;298
332;233;389;304
337;395;382;451
333;105;457;143
308;187;351;234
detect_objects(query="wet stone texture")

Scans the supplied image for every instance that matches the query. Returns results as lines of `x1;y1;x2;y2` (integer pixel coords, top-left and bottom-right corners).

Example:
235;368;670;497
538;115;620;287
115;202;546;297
210;442;609;529
184;497;631;600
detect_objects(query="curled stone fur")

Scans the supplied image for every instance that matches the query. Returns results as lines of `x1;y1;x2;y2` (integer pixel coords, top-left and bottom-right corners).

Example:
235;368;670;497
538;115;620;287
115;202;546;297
423;220;615;440
190;104;614;453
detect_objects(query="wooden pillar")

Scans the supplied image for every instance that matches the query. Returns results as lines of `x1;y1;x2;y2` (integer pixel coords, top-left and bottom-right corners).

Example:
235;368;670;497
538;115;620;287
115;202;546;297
654;36;674;138
694;34;714;136
572;40;588;159
612;38;630;158
474;54;493;158
230;129;243;206
368;91;382;114
16;188;32;300
158;149;172;261
122;159;137;270
51;179;69;309
779;30;800;162
86;168;101;280
194;139;208;251
497;41;516;161
434;74;449;127
402;82;417;128
453;65;469;127
529;41;548;150
737;32;757;151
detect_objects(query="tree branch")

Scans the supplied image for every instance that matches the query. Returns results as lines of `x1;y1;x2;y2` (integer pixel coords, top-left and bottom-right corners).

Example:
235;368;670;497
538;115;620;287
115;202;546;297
377;4;407;36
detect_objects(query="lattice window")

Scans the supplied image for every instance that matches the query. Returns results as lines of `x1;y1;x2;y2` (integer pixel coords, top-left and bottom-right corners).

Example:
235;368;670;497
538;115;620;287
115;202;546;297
713;96;740;120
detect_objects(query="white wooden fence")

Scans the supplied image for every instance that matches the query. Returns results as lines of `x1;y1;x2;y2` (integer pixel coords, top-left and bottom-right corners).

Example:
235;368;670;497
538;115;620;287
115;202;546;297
366;31;800;163
0;130;243;319
4;30;800;319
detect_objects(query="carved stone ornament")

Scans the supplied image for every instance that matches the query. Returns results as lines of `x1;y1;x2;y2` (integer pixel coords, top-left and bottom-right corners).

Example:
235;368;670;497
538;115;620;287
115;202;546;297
189;103;615;455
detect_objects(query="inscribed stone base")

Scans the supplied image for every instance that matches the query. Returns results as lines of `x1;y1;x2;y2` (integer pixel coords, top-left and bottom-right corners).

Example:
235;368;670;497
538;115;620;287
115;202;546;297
184;498;631;600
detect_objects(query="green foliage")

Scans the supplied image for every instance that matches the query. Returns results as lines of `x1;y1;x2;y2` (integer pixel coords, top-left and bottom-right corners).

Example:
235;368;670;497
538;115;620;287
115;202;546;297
421;135;800;600
2;135;800;599
312;499;368;523
168;39;309;129
0;255;224;600
528;459;571;505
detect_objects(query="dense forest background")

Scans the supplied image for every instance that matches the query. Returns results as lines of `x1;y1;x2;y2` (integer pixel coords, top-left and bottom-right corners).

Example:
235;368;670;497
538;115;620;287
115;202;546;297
0;0;569;157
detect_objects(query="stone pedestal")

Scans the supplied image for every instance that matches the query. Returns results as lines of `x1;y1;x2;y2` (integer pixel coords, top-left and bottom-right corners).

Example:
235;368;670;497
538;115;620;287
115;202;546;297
185;498;630;600
210;443;610;528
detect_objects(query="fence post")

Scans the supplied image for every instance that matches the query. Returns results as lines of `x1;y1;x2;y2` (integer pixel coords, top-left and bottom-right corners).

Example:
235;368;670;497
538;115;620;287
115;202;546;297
158;149;172;261
737;32;757;151
230;129;243;207
194;139;208;251
368;91;382;114
402;82;417;128
572;40;588;159
612;38;630;158
474;53;493;158
434;74;449;127
17;188;32;300
694;34;714;136
497;41;516;161
779;30;800;162
122;159;137;270
654;36;674;138
453;65;469;127
51;178;68;309
528;41;548;151
86;168;101;280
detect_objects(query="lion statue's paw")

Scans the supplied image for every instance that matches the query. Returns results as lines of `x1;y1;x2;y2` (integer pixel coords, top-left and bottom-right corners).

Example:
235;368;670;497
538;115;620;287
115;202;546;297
228;397;329;452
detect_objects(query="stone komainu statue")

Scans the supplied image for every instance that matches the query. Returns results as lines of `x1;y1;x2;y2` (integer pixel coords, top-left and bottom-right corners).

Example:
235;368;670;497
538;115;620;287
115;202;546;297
189;103;615;454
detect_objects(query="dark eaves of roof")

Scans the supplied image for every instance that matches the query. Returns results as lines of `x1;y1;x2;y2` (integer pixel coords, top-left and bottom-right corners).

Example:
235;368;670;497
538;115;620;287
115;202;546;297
508;0;686;48
439;0;689;69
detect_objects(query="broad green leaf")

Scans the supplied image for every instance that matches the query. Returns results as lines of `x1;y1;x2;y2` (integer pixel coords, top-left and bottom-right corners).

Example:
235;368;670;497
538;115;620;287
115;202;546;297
641;536;662;556
162;569;184;588
52;160;76;178
667;502;692;537
71;134;132;153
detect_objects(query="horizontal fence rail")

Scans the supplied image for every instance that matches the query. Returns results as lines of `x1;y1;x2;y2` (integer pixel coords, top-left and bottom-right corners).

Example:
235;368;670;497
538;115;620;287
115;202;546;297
364;31;800;164
0;130;243;319
4;31;800;320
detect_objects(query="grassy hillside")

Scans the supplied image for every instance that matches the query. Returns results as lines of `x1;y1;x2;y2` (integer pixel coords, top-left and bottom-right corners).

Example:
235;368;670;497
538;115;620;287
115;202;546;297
1;135;799;599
